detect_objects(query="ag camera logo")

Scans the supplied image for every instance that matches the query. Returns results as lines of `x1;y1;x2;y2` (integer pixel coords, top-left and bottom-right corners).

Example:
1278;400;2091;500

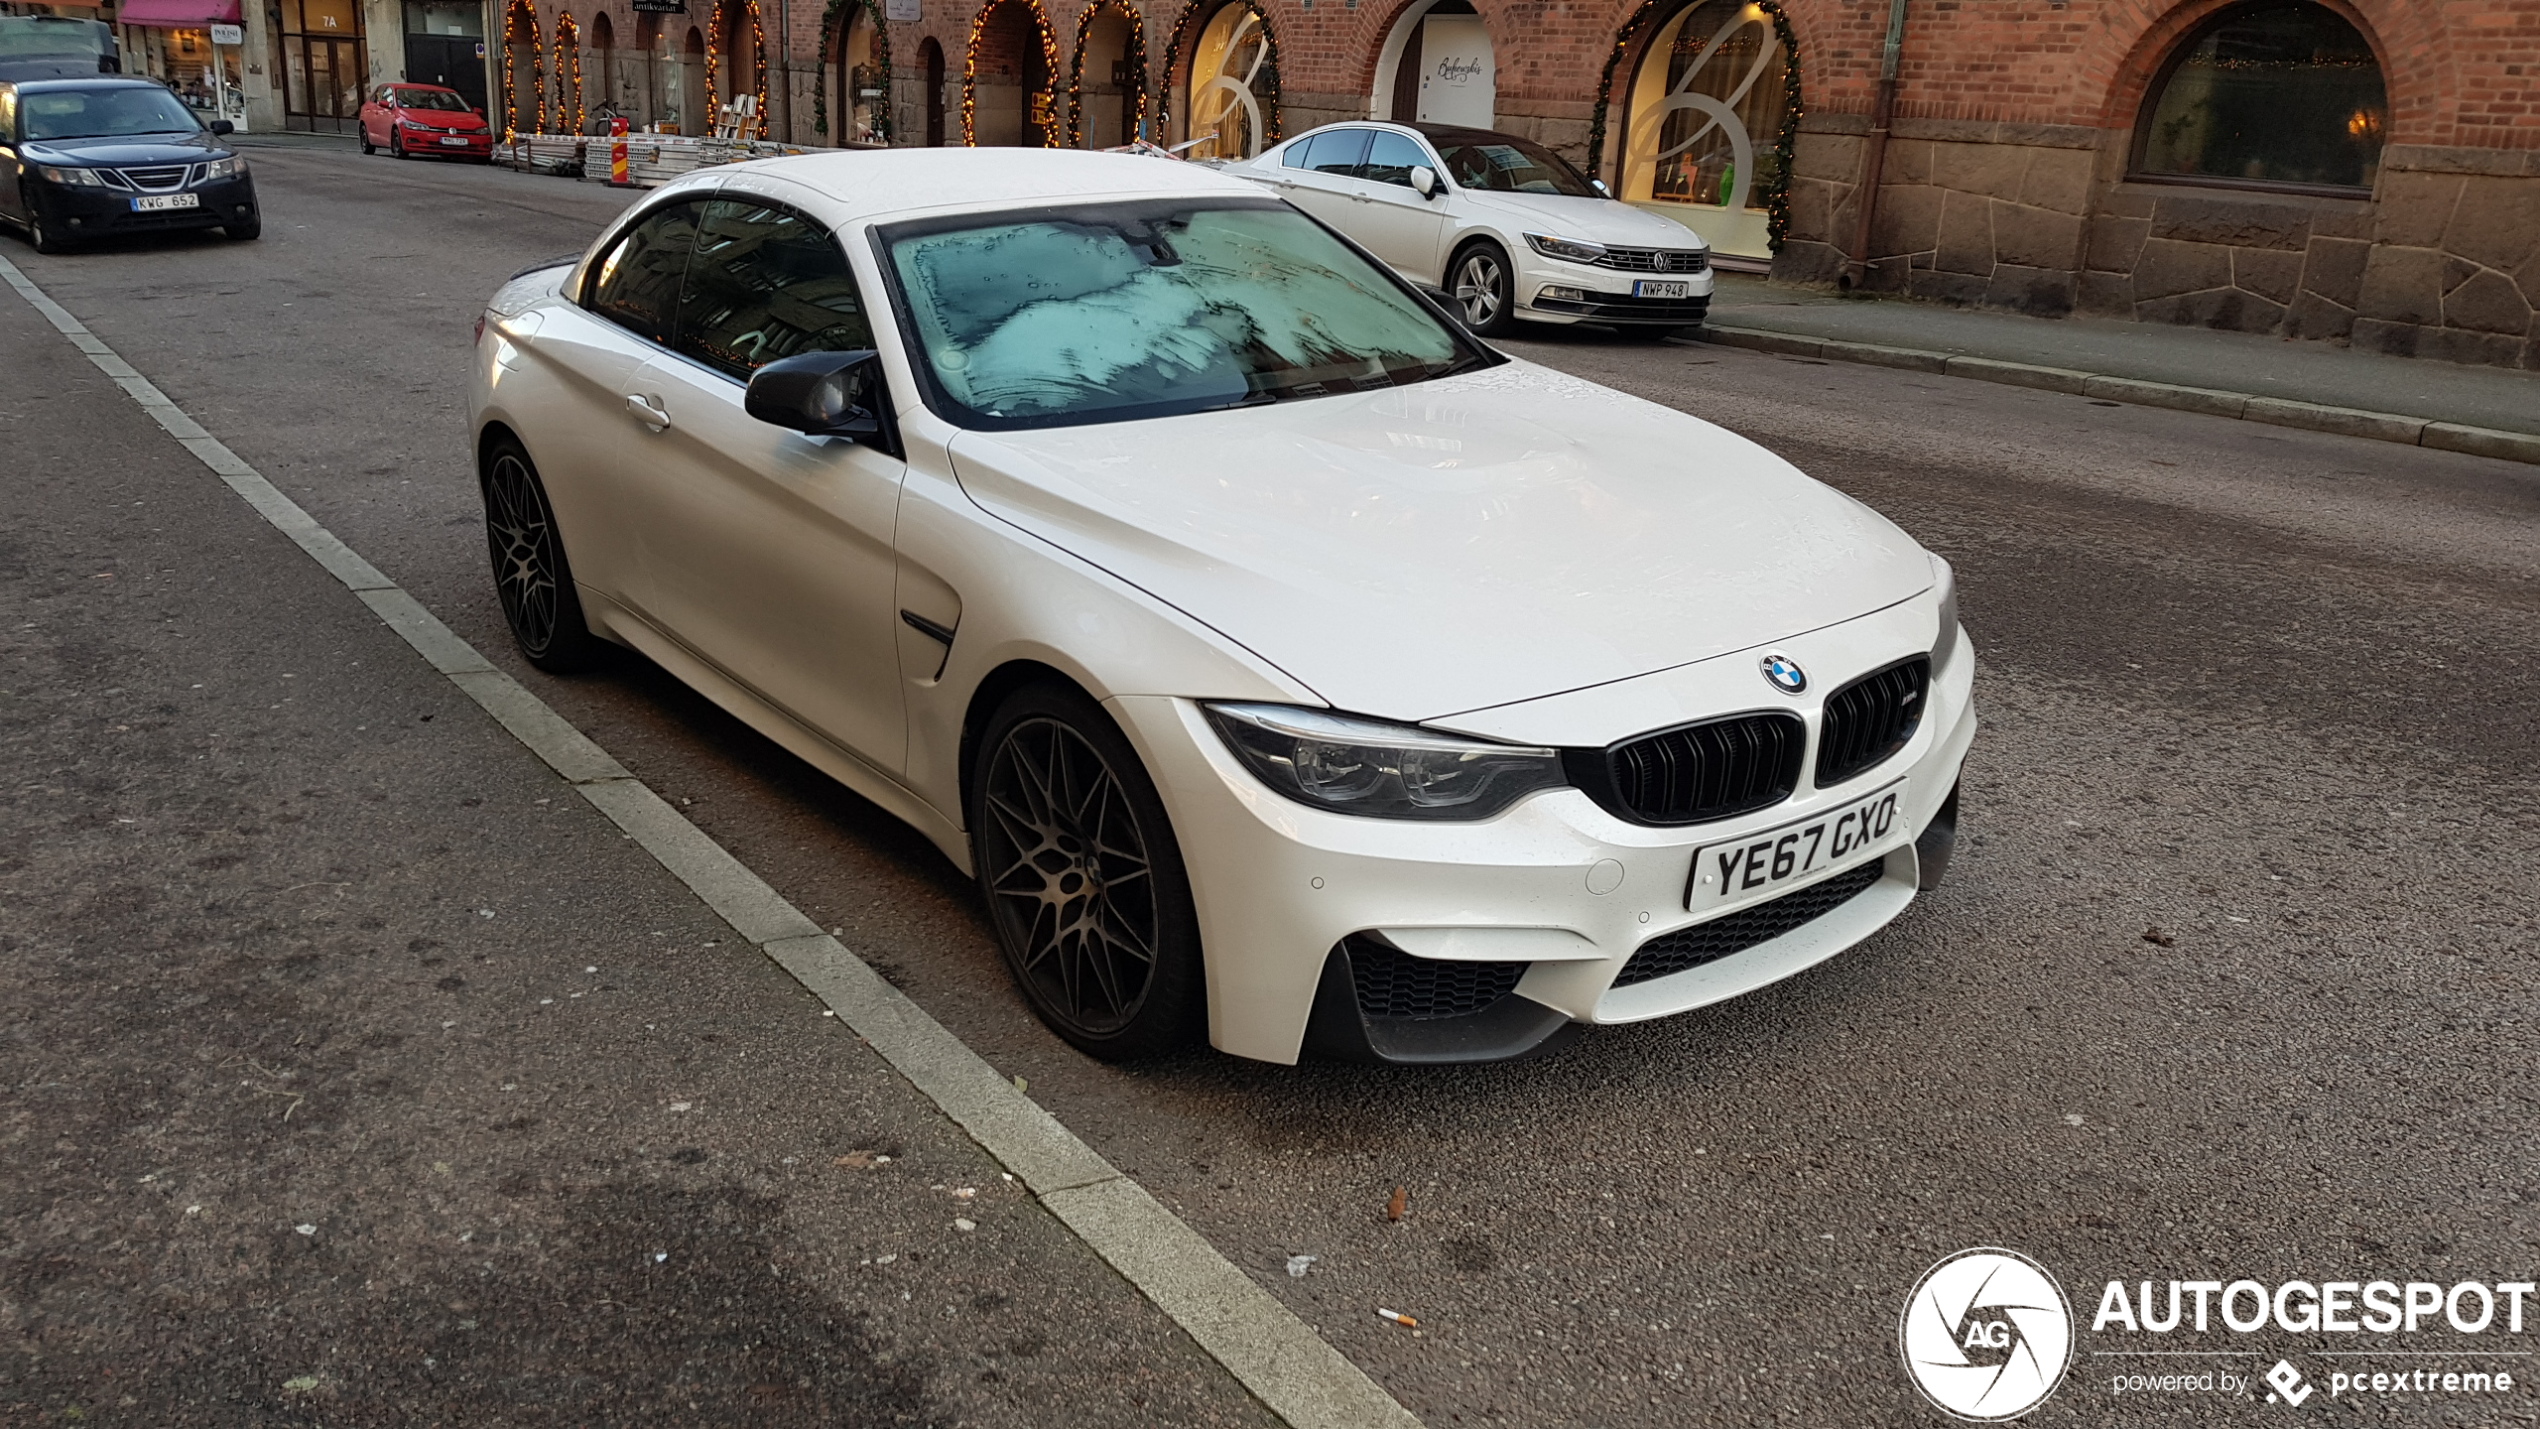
1901;1248;2074;1420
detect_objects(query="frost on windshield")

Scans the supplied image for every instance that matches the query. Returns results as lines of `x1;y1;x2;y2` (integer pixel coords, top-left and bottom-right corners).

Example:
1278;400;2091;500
889;206;1465;425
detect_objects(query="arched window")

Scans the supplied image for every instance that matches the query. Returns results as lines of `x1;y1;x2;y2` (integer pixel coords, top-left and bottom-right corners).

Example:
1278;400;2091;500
1182;2;1271;160
1619;0;1795;261
2134;2;2386;192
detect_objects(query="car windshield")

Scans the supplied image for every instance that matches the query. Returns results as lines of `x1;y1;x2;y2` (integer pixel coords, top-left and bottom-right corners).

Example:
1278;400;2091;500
396;88;469;111
21;85;200;140
1427;132;1600;198
881;200;1489;430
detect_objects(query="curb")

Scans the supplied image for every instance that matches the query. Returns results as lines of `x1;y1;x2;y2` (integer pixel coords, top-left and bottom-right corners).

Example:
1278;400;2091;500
1690;323;2540;467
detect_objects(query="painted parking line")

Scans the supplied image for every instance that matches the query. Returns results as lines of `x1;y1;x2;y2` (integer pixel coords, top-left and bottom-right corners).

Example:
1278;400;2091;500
0;252;1423;1429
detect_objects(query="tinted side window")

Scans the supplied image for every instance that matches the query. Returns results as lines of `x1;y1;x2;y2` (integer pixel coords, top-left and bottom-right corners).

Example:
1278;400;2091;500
673;199;873;381
1307;128;1371;177
587;200;702;346
1282;133;1317;169
1361;131;1430;188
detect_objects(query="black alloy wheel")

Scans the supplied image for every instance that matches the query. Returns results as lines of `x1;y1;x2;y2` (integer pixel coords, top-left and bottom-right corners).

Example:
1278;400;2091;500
21;187;67;254
391;131;410;159
360;130;375;154
480;438;603;672
971;685;1204;1060
1450;240;1516;336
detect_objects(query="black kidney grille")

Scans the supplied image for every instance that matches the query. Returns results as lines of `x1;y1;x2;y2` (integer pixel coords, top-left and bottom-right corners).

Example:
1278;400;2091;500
1816;657;1930;788
1597;712;1804;825
1347;936;1526;1021
1614;857;1886;988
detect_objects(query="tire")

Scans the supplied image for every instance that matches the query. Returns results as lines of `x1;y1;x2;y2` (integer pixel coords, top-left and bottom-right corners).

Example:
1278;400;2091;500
391;132;410;160
1448;240;1518;337
360;131;375;154
480;436;606;673
21;188;68;254
969;683;1206;1061
224;216;261;241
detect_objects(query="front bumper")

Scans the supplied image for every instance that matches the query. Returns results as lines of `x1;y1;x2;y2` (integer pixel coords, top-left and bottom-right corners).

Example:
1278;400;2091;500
1109;594;1977;1065
398;126;493;155
1517;252;1716;327
36;174;256;236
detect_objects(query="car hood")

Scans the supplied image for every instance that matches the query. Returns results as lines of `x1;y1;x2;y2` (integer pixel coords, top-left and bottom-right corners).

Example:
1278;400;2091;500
944;360;1932;721
402;109;489;130
1458;190;1705;249
23;132;225;165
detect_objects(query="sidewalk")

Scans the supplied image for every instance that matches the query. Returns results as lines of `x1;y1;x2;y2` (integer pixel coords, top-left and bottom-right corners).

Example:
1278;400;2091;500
1700;274;2540;460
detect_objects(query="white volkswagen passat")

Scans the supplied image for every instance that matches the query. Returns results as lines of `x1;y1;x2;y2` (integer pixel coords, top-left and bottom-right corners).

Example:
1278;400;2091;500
468;149;1972;1067
1221;121;1714;338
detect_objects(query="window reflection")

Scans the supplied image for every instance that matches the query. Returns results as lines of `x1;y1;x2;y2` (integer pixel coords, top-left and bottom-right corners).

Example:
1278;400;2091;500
2135;1;2386;191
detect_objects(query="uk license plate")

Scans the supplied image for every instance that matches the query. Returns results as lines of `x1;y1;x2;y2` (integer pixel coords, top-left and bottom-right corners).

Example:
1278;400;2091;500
131;193;199;212
1634;279;1690;299
439;135;470;146
1686;780;1906;909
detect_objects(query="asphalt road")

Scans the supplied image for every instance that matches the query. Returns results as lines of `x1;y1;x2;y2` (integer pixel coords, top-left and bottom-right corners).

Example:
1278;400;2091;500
5;143;2536;1428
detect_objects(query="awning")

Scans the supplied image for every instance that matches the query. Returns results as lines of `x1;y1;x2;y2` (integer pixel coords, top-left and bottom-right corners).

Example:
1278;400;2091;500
115;0;243;28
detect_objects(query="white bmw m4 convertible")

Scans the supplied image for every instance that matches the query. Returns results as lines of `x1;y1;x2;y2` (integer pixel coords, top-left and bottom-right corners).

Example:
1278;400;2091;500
468;148;1975;1066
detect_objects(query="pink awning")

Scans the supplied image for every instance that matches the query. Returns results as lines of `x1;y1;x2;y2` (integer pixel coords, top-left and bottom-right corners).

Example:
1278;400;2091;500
115;0;242;28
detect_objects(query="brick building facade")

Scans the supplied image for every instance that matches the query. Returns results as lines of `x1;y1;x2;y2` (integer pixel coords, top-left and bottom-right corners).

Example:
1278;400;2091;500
489;0;2540;367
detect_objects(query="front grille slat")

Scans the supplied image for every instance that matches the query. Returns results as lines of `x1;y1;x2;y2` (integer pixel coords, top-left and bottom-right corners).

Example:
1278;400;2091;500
1590;711;1803;826
1592;246;1710;275
117;165;191;191
1816;656;1930;788
1613;857;1886;987
1346;936;1526;1021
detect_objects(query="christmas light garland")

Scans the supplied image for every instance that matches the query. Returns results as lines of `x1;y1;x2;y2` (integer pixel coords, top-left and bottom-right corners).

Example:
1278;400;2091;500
1584;0;1802;251
500;0;543;140
810;0;892;140
1152;0;1279;155
704;0;772;138
1064;0;1146;147
961;0;1062;147
553;12;584;135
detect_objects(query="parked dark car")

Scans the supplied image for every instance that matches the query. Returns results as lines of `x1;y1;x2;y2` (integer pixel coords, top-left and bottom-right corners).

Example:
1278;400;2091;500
0;76;258;252
0;16;119;82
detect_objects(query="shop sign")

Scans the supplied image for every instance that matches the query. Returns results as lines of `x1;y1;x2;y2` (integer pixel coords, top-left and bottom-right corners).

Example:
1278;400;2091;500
209;22;243;43
885;0;919;20
630;0;686;11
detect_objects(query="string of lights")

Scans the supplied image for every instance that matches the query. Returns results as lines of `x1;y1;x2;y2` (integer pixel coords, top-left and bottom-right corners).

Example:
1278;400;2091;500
811;0;893;141
553;12;584;135
704;0;773;139
1152;0;1280;153
500;1;543;140
1583;0;1801;252
961;0;1063;148
1063;0;1145;147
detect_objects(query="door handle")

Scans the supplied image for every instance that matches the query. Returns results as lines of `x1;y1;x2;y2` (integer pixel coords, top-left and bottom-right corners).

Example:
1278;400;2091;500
626;392;670;431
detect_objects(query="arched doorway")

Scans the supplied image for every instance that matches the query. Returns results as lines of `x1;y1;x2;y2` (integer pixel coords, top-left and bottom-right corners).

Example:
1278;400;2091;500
1069;0;1143;148
965;0;1055;147
589;11;617;127
920;37;945;145
707;0;767;137
501;0;540;136
1374;0;1491;128
826;0;886;143
1616;0;1797;262
679;24;707;134
1169;0;1275;160
551;12;583;135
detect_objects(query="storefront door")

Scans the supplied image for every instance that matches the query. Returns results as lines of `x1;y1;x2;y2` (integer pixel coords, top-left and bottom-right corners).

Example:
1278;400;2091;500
282;0;366;131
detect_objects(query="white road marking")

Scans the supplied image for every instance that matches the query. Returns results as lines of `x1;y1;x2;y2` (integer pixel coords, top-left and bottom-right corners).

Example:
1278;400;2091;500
0;253;1421;1429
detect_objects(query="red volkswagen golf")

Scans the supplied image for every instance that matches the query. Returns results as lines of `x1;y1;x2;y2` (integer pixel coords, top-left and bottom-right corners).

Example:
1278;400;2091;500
357;83;491;161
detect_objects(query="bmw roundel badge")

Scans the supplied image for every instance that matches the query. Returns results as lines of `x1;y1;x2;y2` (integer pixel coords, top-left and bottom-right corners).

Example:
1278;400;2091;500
1760;653;1807;694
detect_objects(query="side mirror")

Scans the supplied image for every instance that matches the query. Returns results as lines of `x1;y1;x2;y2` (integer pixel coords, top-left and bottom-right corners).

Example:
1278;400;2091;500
1410;164;1438;198
745;349;886;441
210;119;234;135
1591;178;1611;197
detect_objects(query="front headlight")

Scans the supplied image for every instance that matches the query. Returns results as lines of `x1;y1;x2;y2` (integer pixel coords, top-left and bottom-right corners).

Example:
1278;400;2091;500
1204;703;1567;821
1930;555;1962;669
201;154;247;180
37;165;112;187
1524;232;1609;264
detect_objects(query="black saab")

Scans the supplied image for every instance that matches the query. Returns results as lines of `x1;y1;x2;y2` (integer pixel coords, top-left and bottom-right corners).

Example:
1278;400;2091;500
1;76;258;252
